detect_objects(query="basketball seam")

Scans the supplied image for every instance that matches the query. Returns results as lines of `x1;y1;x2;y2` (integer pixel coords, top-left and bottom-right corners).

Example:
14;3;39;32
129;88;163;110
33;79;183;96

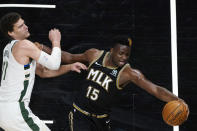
166;103;181;122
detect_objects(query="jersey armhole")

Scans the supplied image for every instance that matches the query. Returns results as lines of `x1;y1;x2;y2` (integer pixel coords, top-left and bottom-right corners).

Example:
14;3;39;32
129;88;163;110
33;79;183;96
88;50;104;69
116;64;130;90
10;40;18;52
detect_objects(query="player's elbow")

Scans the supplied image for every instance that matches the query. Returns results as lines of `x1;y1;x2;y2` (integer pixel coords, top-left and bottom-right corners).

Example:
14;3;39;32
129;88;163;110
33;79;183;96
47;62;60;70
37;70;54;78
39;58;61;70
38;47;61;70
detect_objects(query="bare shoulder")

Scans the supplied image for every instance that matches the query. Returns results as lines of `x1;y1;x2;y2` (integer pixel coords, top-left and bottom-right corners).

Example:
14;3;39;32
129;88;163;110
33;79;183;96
122;65;144;81
15;39;35;50
13;39;40;60
84;48;102;62
85;48;100;55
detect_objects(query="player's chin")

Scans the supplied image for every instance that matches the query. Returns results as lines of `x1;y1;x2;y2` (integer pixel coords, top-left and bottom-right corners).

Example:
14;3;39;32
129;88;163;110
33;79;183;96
118;62;125;67
26;32;30;38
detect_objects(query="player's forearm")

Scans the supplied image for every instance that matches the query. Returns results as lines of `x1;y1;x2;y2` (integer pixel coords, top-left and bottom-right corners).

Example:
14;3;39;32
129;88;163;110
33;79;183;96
155;86;179;102
42;44;72;64
39;43;88;64
40;65;71;78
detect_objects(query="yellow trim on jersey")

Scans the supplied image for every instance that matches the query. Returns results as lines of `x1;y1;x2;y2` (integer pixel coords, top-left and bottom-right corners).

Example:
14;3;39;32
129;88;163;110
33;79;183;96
73;103;108;118
103;52;118;69
68;111;73;131
116;64;130;90
88;50;104;69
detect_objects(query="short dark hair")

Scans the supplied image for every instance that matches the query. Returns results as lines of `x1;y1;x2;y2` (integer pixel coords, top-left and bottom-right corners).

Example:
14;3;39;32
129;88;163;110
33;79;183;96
0;12;21;39
111;35;132;48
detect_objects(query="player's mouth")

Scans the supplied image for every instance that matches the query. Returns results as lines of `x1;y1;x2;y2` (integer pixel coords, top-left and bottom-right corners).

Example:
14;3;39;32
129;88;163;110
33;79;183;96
119;61;126;66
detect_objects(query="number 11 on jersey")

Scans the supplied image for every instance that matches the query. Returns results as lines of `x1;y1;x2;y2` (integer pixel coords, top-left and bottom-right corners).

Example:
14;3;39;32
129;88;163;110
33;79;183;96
1;61;8;82
86;86;100;101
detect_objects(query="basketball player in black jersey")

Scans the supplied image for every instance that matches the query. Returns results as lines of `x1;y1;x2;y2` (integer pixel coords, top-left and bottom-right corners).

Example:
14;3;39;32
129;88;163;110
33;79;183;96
37;36;189;131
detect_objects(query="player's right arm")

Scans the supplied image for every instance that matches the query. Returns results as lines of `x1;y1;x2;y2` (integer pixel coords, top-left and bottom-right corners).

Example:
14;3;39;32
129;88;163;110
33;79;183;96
36;62;87;78
61;48;100;64
13;29;61;70
36;42;101;64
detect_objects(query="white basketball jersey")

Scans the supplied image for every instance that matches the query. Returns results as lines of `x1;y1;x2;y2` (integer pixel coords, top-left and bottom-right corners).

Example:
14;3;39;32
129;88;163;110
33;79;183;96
0;40;36;103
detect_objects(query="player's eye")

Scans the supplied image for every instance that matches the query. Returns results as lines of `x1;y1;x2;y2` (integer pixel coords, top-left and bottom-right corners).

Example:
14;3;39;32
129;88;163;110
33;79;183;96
119;52;124;55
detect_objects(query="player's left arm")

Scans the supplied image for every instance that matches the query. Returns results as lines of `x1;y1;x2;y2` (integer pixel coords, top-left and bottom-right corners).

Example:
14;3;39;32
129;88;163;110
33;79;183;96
122;66;189;119
124;66;180;102
36;62;87;78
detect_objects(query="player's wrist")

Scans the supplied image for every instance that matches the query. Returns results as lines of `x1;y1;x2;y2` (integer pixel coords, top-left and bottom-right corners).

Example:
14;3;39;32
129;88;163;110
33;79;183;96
52;41;60;46
68;64;72;71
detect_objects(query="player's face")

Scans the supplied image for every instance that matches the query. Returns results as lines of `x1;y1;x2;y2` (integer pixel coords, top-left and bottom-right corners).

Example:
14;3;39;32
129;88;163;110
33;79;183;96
8;18;30;40
110;44;130;67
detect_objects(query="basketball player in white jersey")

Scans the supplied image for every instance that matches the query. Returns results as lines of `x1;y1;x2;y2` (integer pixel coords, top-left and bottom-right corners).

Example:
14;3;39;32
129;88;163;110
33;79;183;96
0;12;87;131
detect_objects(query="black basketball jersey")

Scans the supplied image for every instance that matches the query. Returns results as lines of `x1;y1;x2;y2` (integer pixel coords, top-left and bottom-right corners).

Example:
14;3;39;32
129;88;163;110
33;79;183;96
74;50;129;114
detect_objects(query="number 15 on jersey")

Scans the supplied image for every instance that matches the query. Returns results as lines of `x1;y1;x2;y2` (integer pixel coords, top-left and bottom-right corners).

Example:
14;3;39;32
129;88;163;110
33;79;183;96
86;86;100;101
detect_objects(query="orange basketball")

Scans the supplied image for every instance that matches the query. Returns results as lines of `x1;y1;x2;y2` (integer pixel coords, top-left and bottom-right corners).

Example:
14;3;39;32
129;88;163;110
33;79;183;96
162;100;189;126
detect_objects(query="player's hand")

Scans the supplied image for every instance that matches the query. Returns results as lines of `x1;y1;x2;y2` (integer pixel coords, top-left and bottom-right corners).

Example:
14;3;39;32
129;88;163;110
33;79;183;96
34;42;43;50
69;62;87;73
178;99;190;120
49;28;61;47
183;102;189;120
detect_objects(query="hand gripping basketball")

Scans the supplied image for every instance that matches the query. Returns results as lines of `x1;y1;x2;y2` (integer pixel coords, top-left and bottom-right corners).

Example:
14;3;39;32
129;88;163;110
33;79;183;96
162;100;189;126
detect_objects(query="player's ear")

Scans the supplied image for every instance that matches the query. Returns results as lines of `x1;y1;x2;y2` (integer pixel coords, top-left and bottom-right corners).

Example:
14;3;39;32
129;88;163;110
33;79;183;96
8;31;14;38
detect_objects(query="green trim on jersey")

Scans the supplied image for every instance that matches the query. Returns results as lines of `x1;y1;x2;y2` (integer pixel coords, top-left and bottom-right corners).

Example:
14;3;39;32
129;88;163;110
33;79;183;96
3;61;8;80
25;73;30;78
19;102;40;131
19;64;31;102
19;80;29;102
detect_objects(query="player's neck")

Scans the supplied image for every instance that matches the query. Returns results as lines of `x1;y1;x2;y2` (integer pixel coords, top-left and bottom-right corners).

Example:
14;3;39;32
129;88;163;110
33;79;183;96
104;53;118;69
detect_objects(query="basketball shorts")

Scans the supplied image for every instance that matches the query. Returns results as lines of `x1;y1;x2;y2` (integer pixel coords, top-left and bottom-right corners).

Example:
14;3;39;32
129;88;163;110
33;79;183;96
68;107;111;131
0;102;50;131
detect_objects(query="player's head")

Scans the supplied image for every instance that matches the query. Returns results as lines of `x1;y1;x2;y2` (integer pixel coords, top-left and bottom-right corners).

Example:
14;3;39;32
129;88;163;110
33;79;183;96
0;12;30;40
109;36;132;67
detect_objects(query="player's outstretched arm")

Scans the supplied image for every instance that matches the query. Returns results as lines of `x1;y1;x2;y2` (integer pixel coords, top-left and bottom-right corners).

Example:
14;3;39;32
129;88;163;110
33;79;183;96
35;42;100;64
36;62;87;78
125;67;190;119
124;66;180;102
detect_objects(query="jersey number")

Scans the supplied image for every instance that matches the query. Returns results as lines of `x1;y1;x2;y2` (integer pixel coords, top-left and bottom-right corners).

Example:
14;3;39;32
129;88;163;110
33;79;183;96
1;61;8;81
86;86;100;101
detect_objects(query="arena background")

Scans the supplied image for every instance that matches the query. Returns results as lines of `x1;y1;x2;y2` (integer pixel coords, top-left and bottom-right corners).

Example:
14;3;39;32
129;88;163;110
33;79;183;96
0;0;196;131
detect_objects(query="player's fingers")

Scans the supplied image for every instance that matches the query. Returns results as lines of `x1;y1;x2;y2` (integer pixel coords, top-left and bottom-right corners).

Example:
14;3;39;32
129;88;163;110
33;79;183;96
80;63;87;70
75;62;87;70
73;67;81;73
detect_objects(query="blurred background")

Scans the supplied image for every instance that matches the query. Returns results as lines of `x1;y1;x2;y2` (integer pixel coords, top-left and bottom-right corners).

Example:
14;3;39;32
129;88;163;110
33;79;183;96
0;0;196;130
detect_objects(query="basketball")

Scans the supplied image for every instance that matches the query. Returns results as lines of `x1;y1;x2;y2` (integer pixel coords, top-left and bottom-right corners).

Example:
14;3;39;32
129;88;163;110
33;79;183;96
162;100;189;126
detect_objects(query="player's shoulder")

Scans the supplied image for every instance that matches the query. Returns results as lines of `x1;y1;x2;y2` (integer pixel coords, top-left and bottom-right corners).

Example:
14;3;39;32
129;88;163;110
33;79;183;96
120;65;144;82
84;48;103;63
85;48;100;54
123;65;143;77
15;39;35;49
85;48;102;57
